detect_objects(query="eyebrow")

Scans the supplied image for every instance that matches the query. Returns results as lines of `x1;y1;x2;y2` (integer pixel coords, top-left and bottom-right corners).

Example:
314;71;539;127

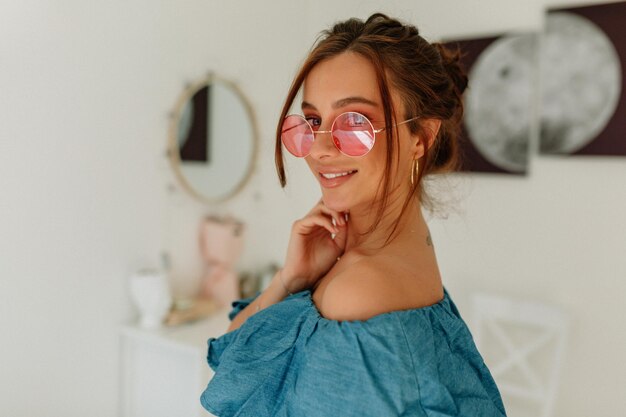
301;96;380;111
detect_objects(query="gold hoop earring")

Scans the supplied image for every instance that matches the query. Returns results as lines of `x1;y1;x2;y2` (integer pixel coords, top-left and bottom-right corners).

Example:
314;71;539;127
410;159;419;186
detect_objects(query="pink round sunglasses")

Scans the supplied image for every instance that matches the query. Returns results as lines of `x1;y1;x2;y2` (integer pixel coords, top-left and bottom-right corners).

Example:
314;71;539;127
281;111;420;157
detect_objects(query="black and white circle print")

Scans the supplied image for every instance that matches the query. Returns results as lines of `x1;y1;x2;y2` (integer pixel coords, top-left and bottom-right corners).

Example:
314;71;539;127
464;34;535;173
540;12;622;154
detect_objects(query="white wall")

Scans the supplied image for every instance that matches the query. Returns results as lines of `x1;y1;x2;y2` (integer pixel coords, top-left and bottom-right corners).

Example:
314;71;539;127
1;0;624;416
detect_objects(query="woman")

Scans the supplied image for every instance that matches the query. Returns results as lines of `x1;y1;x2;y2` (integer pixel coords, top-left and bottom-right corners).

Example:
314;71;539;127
201;13;507;417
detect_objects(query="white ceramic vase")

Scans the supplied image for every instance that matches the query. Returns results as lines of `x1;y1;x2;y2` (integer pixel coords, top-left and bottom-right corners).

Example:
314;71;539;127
129;269;172;329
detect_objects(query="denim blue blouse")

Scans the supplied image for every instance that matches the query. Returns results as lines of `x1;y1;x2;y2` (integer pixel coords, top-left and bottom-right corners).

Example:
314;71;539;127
201;287;507;417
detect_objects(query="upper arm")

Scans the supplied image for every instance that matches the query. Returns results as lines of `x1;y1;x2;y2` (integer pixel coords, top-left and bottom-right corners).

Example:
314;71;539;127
315;260;401;322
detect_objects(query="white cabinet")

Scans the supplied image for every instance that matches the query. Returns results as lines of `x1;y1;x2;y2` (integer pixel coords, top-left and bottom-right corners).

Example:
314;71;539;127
120;310;231;417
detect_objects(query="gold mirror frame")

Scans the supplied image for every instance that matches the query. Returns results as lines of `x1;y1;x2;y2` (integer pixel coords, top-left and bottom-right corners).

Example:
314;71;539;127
167;73;258;204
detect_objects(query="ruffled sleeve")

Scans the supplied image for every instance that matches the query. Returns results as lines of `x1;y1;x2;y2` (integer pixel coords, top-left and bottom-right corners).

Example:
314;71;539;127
202;291;312;416
206;291;261;371
200;289;506;417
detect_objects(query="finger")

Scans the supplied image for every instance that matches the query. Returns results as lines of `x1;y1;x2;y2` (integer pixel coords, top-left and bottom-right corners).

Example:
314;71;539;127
293;214;338;235
310;201;345;226
332;219;348;252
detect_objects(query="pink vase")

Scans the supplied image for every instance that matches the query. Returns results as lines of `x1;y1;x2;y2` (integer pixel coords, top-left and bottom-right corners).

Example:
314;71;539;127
198;217;244;308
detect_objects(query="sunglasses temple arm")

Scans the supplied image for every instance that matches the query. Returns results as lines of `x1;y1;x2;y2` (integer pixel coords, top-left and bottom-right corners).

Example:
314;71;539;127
375;116;421;133
396;116;421;127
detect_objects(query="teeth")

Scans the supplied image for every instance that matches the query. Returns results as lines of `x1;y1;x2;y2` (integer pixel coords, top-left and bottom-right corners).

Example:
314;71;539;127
321;170;356;179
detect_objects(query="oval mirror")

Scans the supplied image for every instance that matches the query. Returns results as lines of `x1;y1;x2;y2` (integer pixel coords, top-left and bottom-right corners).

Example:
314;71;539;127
168;74;257;203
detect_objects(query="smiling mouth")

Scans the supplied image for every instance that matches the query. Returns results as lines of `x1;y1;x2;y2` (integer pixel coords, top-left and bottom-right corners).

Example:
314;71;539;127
320;170;358;179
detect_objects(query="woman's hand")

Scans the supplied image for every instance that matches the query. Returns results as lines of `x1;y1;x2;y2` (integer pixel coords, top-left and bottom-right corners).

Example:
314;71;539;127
281;200;348;293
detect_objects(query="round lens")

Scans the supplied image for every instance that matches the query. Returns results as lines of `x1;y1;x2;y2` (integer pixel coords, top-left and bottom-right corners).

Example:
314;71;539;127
281;115;314;157
332;112;375;157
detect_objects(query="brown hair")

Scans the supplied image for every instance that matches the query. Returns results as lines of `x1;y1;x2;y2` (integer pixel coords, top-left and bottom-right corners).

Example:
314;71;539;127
275;13;468;242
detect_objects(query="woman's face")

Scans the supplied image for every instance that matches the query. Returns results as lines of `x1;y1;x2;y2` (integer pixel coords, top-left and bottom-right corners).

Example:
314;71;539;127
302;51;418;214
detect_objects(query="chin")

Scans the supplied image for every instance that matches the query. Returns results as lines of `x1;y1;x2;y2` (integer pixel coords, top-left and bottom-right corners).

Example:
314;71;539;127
320;191;353;213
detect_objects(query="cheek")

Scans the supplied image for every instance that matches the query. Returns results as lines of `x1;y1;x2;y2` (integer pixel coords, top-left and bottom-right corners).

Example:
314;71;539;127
359;147;387;186
365;137;410;189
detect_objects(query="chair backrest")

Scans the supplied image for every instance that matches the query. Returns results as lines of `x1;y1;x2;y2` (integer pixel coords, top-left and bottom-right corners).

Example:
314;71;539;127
470;292;570;417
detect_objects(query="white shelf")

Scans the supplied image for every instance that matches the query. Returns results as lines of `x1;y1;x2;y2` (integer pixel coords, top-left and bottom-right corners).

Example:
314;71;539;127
119;308;231;417
120;308;231;354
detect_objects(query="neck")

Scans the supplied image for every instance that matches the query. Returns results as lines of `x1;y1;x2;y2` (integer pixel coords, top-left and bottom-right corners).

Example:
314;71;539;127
343;188;427;254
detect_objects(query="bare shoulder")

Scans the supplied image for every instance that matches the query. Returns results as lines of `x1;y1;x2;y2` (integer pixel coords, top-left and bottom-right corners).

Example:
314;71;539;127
313;256;444;322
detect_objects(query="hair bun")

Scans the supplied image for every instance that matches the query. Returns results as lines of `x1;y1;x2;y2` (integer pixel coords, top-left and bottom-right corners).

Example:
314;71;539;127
433;43;468;96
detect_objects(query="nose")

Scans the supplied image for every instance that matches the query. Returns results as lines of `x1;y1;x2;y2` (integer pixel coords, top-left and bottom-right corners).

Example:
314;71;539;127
308;128;338;160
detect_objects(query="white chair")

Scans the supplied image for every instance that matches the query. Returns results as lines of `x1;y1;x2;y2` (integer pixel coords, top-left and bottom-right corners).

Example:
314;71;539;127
469;292;570;417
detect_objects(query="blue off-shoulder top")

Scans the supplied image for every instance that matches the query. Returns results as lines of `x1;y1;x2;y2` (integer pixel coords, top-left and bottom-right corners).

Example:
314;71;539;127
201;287;507;417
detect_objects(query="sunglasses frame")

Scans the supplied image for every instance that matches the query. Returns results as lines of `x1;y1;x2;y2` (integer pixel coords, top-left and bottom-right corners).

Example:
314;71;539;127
281;111;420;158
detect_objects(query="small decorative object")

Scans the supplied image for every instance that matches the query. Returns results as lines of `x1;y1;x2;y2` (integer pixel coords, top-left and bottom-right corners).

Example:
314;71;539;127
164;297;220;326
259;263;279;292
199;215;245;308
238;271;259;299
237;264;279;299
129;268;173;329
